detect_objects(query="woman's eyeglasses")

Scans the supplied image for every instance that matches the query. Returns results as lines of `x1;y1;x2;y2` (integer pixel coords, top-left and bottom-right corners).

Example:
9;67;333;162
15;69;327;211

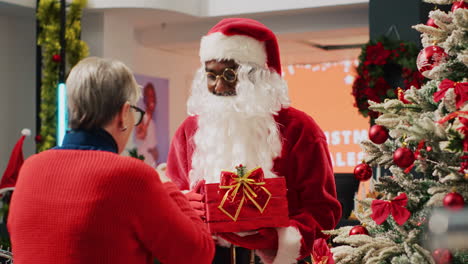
130;105;145;126
206;68;237;86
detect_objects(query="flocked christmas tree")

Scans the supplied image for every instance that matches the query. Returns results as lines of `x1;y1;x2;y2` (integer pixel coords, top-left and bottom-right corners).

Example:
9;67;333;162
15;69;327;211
324;1;468;263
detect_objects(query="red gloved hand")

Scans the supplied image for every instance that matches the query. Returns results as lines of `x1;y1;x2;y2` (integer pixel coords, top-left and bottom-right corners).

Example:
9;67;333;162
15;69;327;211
218;228;278;250
185;180;206;218
186;191;204;217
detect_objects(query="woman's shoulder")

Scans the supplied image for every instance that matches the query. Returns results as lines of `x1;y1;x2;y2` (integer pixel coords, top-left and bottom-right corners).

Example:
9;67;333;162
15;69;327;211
18;150;161;199
28;149;156;176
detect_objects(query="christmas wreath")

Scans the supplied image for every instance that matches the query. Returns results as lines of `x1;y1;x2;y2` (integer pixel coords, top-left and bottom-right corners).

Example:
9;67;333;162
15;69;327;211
352;36;425;122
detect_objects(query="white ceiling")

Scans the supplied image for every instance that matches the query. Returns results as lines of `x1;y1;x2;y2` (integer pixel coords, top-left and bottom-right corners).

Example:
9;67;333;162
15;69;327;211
1;0;369;65
2;0;369;17
128;3;369;65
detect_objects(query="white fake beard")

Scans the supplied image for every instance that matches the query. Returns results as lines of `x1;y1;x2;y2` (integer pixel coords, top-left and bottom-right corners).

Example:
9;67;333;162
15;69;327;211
187;63;290;187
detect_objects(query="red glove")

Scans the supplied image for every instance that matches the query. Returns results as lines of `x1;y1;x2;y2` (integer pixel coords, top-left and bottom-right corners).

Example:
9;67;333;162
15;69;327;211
185;180;205;218
218;228;278;250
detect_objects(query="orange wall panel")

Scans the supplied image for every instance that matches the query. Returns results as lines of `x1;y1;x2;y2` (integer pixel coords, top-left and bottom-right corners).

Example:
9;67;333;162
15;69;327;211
283;62;369;173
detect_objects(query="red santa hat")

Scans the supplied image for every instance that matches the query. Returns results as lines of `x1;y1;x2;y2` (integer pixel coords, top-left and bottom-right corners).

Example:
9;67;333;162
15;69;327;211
199;18;282;75
0;129;30;195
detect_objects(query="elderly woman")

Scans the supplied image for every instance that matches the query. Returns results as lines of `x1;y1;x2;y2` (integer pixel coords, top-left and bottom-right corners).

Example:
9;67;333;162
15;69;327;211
8;57;215;264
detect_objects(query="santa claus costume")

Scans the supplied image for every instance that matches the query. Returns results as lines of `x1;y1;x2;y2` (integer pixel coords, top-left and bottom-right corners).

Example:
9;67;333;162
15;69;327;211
167;18;341;264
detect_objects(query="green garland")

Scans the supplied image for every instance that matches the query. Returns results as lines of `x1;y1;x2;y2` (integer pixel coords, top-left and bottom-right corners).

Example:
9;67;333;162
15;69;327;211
37;0;89;152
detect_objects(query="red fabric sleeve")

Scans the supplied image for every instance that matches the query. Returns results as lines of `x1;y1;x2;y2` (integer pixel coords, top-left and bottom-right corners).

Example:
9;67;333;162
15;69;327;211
286;137;342;258
130;166;214;264
167;117;197;190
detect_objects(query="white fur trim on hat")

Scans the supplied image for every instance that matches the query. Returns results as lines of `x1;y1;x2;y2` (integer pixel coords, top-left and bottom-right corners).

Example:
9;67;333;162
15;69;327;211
257;226;302;264
21;128;31;136
200;32;267;67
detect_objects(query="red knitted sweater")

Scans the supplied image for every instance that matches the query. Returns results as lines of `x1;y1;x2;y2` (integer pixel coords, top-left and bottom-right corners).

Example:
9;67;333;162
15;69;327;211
8;149;214;264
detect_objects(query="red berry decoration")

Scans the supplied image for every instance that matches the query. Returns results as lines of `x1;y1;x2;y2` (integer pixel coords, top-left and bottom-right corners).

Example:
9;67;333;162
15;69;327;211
353;163;373;181
443;192;465;210
416;46;448;79
349;225;369;236
393;147;415;168
416;217;427;227
432;248;453;264
426;145;433;152
35;134;43;143
452;1;468;12
426;18;439;28
369;125;389;144
52;54;62;63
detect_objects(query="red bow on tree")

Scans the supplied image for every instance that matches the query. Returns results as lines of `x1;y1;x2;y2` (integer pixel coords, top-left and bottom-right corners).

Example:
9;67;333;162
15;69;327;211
433;79;468;109
458;117;468;173
312;238;335;264
459;117;468;150
371;193;411;226
437;112;468;173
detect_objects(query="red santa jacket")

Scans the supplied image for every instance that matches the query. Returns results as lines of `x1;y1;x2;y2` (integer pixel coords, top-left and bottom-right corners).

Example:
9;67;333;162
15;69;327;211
167;106;342;263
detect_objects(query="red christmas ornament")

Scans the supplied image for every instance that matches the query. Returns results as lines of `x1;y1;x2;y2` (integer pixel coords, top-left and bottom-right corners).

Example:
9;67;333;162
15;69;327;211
426;18;439;28
369;125;389;144
426;145;433;152
432;248;453;264
353;163;373;181
34;134;43;143
52;54;62;63
393;147;415;168
443;192;465;210
349;225;369;236
416;46;448;79
452;1;468;12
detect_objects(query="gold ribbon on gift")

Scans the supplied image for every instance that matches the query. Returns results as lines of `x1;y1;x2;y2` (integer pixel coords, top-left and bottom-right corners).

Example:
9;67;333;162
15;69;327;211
218;165;272;221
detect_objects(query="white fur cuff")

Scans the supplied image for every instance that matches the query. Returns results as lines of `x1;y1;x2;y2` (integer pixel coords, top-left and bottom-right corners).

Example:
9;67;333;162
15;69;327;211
257;226;302;264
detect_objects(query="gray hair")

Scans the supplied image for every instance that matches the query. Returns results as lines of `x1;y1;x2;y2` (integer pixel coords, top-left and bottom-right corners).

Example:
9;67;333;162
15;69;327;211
66;57;140;130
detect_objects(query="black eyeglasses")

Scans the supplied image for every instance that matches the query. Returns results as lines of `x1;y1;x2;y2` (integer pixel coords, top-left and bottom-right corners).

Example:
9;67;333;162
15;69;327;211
130;105;145;126
206;68;237;86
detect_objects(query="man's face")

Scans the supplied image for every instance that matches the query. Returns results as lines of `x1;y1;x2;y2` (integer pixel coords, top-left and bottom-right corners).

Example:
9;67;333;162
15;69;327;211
205;59;238;96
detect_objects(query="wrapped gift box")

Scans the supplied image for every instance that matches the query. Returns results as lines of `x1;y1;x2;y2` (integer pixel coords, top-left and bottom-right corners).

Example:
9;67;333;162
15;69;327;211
202;166;289;233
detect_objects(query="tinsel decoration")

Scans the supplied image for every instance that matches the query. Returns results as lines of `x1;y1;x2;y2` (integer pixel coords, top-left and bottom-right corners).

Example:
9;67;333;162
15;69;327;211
36;0;89;152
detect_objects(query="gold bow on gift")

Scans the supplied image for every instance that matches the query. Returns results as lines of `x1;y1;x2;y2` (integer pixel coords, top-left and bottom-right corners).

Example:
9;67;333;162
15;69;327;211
218;165;272;221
